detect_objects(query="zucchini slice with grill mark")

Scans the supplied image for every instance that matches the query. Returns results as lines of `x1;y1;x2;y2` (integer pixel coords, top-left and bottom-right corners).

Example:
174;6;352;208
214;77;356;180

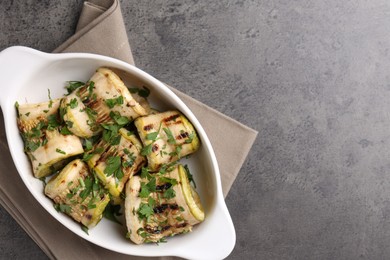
45;159;110;228
125;164;204;244
87;128;146;204
60;93;100;138
134;110;200;172
16;100;84;178
30;129;84;178
77;68;149;125
17;99;60;133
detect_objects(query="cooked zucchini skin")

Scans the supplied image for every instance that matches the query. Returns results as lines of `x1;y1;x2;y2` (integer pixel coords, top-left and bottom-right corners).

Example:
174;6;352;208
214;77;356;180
45;159;110;228
134;110;200;172
87;128;146;204
125;164;204;244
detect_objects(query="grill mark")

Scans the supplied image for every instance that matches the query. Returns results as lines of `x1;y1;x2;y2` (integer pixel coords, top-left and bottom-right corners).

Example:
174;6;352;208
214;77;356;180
175;222;187;229
152;143;159;152
155;183;172;191
163;114;180;123
143;124;153;131
165;120;182;126
169;204;179;210
176;131;188;140
154;204;169;214
145;224;171;234
153;203;178;214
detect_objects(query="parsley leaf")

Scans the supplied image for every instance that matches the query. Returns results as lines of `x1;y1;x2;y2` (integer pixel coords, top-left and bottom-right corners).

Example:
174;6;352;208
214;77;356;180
184;164;196;188
163;128;176;144
105;96;124;108
65;81;85;95
60;126;72;135
122;148;135;168
163;187;176;199
69;98;78;109
104;156;124;180
141;143;153;156
47;114;60;130
81;225;89;235
84;138;93;151
146;132;159;141
138;203;154;220
184;131;195;144
56;148;66;154
128;86;150;98
109;111;129;126
159;177;178;186
101;123;121;145
139;177;156;198
103;203;122;225
54;203;71;214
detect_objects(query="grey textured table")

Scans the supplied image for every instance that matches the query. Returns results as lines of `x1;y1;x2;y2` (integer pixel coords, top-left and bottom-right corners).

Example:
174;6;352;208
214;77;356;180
2;0;390;259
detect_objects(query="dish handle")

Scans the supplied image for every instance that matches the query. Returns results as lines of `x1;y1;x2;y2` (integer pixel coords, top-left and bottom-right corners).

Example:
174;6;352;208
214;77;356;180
0;46;49;108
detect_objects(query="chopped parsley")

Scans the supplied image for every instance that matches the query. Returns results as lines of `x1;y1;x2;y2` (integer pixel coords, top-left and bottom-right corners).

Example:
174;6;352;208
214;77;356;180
55;148;66;154
163;187;176;199
140;143;153;156
60;126;72;135
81;225;89;235
69;98;78;109
65;81;85;95
139;177;156;198
163;127;176;144
104;156;124;180
105;96;124;108
128;86;150;98
47;89;53;108
54;203;71;214
109;111;129;126
122;148;136;168
184;131;195;144
137;203;154;219
184;164;196;188
146;131;159;141
103;203;122;225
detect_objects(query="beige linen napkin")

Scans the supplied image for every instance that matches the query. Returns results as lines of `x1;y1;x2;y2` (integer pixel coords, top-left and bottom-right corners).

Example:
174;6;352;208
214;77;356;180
0;0;257;259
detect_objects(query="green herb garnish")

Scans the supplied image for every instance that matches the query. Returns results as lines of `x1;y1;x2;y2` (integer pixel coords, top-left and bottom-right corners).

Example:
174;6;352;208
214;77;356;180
105;96;124;108
65;81;85;95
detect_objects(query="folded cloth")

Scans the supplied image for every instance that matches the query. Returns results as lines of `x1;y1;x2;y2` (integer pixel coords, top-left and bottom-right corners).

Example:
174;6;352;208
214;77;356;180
0;0;258;259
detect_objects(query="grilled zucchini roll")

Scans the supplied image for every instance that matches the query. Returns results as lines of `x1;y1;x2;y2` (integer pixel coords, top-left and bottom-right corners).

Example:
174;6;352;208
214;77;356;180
87;128;146;204
60;92;100;138
77;68;149;125
30;129;84;178
134;111;200;172
45;159;110;228
16;100;84;178
17;99;60;133
125;164;204;244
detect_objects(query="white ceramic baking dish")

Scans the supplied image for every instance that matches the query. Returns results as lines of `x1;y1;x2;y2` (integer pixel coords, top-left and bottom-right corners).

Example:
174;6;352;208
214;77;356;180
0;46;235;259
